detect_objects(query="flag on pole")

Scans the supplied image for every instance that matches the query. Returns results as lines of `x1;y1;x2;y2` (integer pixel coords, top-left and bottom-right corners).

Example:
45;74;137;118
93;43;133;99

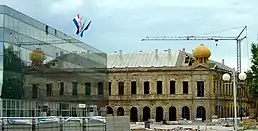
73;13;82;35
80;21;91;37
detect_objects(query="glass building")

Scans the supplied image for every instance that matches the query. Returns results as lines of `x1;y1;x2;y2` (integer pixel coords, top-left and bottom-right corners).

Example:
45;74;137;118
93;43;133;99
0;5;108;117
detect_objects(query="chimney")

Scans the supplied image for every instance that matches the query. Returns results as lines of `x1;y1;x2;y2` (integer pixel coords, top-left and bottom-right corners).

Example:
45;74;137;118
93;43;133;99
119;50;122;59
222;59;225;65
168;49;171;55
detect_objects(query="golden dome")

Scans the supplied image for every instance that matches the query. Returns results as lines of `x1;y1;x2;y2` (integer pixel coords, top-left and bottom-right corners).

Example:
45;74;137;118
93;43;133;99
29;48;45;62
193;44;211;58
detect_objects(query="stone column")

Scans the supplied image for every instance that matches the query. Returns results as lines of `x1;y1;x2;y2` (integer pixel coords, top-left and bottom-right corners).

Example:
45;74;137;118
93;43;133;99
138;78;143;95
151;107;155;120
176;77;182;94
177;107;182;120
151;77;156;94
164;110;168;121
111;81;116;95
164;76;168;95
125;80;129;95
138;107;142;122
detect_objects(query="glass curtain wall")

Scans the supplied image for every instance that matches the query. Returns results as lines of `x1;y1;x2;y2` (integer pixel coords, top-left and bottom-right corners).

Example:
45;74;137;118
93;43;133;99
0;5;108;117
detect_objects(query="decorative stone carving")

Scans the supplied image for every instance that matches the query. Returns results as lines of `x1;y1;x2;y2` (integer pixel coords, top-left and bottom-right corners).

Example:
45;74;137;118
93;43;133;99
197;75;205;81
169;76;176;81
156;77;163;81
182;75;189;81
142;77;151;81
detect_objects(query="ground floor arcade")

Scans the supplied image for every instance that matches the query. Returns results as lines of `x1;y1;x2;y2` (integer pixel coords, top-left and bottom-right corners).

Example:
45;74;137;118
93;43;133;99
106;100;250;122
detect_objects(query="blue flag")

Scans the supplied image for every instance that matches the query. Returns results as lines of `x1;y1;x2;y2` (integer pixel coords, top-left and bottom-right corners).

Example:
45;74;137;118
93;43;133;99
80;21;91;37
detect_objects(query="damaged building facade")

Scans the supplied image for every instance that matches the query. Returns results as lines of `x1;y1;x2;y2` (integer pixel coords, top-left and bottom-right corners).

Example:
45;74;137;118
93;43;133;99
106;44;251;122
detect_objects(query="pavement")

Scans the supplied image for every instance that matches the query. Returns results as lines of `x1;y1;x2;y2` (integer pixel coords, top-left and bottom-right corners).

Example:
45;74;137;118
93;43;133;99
130;123;258;131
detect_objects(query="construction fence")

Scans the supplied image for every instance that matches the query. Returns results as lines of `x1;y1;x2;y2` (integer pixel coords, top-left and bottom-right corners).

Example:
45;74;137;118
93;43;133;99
0;116;106;131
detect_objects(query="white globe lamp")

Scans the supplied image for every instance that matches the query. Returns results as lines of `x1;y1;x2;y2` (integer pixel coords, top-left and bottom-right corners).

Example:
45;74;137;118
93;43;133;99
222;73;231;81
238;72;247;81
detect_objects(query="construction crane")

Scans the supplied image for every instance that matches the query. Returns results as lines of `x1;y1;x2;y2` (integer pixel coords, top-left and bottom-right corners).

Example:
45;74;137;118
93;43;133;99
141;26;247;73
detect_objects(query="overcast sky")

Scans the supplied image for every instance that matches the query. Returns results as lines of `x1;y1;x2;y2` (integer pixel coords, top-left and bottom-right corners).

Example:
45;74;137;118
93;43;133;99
1;0;257;71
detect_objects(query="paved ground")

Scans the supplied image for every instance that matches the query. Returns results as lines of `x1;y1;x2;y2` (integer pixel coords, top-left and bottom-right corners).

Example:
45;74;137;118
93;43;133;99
130;123;257;131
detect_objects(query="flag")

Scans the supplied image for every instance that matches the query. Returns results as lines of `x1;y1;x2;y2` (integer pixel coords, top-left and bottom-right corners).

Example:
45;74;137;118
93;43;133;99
73;13;82;35
80;21;91;37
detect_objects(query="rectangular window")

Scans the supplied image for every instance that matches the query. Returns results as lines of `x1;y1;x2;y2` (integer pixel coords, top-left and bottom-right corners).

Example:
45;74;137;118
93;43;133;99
157;81;163;94
46;83;52;96
170;81;176;94
220;82;222;94
222;82;225;95
213;81;216;94
231;84;233;96
183;81;188;94
45;25;49;35
109;82;111;95
118;82;124;95
197;81;204;97
131;81;137;94
32;84;38;99
98;82;104;95
85;82;91;95
72;82;78;96
144;81;150;94
225;84;228;95
59;82;64;96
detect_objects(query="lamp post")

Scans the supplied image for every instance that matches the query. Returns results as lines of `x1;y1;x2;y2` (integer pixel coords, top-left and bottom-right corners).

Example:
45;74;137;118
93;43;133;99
238;72;247;121
222;70;247;131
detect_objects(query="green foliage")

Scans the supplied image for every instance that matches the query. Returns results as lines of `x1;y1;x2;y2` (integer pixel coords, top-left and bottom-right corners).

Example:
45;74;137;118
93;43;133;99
1;45;25;99
246;43;258;94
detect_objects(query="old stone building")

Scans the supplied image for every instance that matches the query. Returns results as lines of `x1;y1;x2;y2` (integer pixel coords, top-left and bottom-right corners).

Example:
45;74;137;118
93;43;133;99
106;44;250;122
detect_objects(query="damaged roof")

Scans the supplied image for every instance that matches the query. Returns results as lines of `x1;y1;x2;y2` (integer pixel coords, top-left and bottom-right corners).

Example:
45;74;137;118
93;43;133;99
107;50;180;68
107;49;233;71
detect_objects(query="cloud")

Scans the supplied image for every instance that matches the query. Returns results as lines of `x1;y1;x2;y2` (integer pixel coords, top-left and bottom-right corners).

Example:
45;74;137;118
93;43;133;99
1;0;258;71
50;0;84;14
95;0;232;9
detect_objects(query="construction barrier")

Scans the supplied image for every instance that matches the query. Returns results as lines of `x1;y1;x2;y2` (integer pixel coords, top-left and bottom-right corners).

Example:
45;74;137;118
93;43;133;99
243;119;257;130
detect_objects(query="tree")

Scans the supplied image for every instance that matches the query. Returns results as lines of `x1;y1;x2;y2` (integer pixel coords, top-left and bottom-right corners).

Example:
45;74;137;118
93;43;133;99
246;43;258;94
1;45;25;99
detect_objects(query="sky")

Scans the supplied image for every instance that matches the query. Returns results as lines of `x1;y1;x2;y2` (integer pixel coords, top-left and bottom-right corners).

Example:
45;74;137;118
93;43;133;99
1;0;257;71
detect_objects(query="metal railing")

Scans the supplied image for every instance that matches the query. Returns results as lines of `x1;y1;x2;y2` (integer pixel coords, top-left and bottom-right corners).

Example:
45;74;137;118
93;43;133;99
0;117;106;131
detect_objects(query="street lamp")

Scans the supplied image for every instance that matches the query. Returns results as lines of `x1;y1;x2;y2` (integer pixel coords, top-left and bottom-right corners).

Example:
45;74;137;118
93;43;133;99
238;72;247;121
222;70;247;131
238;72;247;81
222;69;237;131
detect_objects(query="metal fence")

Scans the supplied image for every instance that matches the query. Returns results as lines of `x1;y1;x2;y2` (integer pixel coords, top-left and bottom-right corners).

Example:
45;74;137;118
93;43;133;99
0;117;106;131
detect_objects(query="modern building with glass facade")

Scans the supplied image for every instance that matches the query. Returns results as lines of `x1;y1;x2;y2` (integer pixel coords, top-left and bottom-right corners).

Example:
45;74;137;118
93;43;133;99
0;5;108;117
